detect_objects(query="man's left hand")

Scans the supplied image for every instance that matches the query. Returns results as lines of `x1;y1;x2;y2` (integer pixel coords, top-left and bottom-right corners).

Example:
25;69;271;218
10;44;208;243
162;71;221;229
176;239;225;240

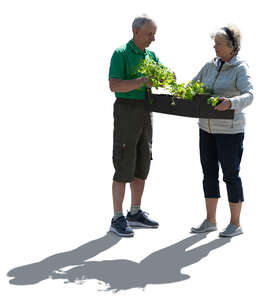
214;97;231;111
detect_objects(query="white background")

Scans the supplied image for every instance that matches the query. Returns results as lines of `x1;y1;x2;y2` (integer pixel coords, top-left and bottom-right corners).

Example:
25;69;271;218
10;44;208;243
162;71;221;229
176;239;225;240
1;0;276;299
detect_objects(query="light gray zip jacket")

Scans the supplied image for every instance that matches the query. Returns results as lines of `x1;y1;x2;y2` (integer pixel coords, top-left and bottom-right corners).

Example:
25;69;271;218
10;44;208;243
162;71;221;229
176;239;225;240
193;55;254;134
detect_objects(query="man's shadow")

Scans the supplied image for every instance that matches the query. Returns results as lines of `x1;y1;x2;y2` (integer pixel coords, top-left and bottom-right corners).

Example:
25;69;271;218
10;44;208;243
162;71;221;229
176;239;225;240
7;232;231;292
7;233;121;285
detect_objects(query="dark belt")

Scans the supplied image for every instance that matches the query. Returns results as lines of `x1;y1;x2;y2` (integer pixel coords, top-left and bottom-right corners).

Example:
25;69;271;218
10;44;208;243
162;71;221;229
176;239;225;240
116;97;145;104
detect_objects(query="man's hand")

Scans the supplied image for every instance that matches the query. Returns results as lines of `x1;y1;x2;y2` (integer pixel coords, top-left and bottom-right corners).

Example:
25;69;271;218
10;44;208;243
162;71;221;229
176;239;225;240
140;77;152;88
109;77;152;92
214;97;231;111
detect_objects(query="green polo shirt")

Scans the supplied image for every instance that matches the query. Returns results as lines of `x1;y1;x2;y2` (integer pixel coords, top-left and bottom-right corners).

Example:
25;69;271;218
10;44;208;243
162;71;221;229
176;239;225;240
108;40;160;100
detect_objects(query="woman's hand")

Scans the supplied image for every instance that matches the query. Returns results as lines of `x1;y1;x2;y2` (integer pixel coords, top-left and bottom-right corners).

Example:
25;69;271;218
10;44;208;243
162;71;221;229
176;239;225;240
214;97;231;111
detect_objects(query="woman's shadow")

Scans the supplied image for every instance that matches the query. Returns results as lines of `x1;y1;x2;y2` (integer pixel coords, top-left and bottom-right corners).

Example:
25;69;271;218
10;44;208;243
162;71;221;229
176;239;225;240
7;232;231;292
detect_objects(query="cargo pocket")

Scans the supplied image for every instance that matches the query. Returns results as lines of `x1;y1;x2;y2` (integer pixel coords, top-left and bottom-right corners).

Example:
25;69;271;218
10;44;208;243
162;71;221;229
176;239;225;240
148;142;153;160
113;142;127;167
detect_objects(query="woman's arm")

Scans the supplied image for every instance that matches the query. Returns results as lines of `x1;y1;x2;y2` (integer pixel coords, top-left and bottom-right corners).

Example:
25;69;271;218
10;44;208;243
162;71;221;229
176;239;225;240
229;63;254;110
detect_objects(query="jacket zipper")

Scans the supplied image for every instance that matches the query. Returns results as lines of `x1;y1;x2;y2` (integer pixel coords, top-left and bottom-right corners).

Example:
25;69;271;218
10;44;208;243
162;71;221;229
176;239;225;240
208;66;223;133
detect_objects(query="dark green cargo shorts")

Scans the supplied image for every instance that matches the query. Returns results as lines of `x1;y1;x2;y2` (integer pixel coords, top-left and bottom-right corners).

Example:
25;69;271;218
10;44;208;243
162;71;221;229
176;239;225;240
113;98;153;183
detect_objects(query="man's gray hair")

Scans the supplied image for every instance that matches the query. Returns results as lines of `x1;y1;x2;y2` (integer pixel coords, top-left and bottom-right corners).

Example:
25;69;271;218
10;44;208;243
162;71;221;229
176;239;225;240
132;14;155;31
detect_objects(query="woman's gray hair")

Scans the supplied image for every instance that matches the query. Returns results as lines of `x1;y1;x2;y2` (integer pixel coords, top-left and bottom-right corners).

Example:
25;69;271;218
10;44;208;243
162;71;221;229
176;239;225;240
132;14;155;31
211;24;242;55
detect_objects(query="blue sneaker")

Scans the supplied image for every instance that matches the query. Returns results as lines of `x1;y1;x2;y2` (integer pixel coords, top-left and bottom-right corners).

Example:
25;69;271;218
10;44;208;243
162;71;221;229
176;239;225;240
110;216;134;237
126;210;159;228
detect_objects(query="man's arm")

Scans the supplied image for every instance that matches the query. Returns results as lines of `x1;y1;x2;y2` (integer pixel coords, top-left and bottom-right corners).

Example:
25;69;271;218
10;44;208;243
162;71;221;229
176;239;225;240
109;77;152;93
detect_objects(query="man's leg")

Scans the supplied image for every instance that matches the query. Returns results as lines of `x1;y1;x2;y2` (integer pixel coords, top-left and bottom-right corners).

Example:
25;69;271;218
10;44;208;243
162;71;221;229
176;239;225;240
130;177;145;206
112;180;126;215
110;99;142;237
126;120;158;228
110;180;134;237
129;177;145;215
128;157;156;228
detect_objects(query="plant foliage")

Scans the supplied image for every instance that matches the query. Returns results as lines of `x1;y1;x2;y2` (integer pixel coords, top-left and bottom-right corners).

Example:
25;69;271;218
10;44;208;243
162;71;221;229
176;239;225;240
138;58;214;105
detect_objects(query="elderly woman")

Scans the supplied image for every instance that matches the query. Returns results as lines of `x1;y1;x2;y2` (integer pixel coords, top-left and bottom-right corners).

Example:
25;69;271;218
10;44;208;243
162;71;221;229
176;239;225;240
191;25;253;237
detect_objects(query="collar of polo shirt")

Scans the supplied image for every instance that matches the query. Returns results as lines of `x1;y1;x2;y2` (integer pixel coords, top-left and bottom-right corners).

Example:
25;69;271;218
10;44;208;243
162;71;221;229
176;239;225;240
128;40;146;55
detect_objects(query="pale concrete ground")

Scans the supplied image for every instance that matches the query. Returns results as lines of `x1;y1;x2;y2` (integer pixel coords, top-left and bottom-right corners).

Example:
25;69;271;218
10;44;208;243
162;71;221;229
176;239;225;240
1;1;276;299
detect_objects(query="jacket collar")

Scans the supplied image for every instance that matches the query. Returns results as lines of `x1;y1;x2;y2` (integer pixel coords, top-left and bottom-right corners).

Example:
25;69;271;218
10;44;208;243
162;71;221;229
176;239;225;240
213;55;240;68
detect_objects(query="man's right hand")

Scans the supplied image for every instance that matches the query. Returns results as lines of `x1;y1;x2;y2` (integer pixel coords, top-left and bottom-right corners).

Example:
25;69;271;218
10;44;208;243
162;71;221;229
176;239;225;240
109;77;152;93
139;77;152;88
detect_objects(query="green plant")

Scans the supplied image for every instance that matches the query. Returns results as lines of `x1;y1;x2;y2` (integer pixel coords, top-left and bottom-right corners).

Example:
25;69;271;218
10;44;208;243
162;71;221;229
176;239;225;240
207;96;220;107
138;58;215;105
137;59;175;89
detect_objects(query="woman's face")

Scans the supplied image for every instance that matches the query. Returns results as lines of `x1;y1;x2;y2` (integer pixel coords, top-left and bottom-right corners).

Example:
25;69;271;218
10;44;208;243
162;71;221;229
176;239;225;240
214;36;234;61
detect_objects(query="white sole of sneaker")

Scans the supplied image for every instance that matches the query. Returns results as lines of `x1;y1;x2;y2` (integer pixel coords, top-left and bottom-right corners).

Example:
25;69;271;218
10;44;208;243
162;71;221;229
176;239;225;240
127;221;159;228
109;226;134;237
219;231;243;237
191;227;217;233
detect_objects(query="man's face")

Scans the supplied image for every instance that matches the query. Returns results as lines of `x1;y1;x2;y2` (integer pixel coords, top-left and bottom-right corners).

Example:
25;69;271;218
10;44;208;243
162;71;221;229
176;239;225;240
134;21;157;49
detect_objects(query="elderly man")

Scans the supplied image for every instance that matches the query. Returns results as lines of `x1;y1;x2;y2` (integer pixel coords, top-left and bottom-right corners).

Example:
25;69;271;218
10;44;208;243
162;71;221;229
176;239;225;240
108;15;159;237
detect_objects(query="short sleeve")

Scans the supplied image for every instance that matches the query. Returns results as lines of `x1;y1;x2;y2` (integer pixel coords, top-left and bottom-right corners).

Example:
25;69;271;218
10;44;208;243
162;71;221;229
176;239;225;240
108;50;126;79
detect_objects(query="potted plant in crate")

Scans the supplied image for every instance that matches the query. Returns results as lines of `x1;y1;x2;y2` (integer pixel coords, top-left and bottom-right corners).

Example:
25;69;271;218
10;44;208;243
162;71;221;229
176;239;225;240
138;58;234;119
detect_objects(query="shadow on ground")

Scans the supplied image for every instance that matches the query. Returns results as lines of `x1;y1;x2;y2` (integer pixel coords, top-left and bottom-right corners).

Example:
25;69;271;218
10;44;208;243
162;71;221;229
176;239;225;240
7;232;230;292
